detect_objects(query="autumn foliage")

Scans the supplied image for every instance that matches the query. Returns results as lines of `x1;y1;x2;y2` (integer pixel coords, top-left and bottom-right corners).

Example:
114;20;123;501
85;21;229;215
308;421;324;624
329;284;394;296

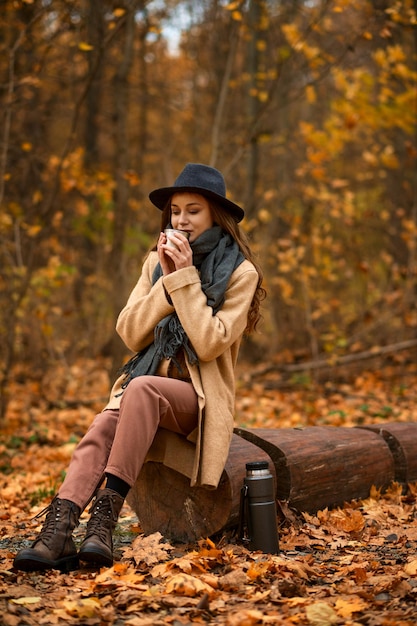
0;0;416;418
1;0;417;623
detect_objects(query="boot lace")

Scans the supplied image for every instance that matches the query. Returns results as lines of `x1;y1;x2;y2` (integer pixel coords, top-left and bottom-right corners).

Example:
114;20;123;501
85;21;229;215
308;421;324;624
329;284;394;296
33;497;75;547
84;493;117;542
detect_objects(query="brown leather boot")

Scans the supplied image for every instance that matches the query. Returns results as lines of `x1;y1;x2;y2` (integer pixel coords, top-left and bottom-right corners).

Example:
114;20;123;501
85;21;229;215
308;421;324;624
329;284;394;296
78;488;124;567
13;497;80;572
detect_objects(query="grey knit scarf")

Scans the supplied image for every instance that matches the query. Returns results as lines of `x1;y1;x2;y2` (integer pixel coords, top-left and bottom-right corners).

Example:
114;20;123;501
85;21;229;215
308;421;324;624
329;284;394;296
119;226;244;389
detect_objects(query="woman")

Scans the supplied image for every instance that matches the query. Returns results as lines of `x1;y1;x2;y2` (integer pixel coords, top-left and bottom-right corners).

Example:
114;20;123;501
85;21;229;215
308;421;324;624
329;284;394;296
14;163;264;572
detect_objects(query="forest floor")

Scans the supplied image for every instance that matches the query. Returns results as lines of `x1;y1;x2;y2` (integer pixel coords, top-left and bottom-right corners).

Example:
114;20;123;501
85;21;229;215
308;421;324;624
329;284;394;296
1;355;417;625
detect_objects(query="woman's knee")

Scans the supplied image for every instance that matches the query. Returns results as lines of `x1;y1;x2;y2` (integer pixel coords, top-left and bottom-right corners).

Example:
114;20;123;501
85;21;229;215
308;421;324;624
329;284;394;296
121;375;159;401
87;409;119;439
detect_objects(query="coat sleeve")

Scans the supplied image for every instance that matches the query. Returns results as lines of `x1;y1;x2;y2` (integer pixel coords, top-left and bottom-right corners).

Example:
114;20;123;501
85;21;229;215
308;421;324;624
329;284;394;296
116;252;174;353
163;260;259;362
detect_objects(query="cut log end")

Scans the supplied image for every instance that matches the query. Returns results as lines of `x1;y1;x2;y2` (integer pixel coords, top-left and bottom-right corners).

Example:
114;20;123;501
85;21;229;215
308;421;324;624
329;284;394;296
127;434;274;543
127;462;231;543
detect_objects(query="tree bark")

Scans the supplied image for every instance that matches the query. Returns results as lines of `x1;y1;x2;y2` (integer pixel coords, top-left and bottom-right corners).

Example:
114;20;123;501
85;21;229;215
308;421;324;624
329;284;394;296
107;4;136;381
234;426;394;512
358;422;417;485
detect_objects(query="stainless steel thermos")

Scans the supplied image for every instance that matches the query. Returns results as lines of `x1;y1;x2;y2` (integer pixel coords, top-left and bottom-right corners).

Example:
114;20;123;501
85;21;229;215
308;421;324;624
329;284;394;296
239;461;279;554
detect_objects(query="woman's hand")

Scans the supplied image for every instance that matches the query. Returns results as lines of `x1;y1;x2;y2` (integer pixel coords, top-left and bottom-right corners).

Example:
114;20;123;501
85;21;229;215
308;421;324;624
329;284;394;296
157;231;193;276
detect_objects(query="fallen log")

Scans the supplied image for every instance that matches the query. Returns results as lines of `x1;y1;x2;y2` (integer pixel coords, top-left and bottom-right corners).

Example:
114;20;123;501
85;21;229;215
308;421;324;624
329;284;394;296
247;338;417;380
127;425;397;543
234;426;395;513
127;433;275;543
358;422;417;484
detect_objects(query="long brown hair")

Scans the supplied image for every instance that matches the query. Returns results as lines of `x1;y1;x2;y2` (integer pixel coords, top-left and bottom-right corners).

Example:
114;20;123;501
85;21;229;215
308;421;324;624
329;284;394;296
159;197;266;334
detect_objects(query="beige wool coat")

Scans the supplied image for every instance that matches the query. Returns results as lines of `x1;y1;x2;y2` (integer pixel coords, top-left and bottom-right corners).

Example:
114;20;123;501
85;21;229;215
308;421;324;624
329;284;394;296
105;250;259;490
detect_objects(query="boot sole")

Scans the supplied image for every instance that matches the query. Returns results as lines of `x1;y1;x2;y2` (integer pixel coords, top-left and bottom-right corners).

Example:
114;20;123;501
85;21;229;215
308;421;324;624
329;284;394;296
13;552;79;573
79;544;113;568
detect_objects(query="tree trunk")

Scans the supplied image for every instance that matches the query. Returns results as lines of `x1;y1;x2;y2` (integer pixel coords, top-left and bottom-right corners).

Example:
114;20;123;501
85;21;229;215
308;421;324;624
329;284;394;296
107;5;136;381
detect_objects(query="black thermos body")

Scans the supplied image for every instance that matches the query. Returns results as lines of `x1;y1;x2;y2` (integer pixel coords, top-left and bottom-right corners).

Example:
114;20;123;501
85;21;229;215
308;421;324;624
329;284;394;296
242;460;279;554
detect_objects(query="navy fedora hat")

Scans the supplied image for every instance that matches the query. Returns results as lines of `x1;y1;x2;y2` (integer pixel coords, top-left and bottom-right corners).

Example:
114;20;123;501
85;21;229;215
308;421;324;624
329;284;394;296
149;163;244;222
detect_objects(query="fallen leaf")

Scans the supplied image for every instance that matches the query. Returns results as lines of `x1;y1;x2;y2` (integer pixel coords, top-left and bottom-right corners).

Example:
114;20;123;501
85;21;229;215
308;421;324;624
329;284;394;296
11;596;41;605
94;564;146;589
60;597;101;618
404;559;417;575
330;508;365;533
219;567;247;590
226;609;265;626
306;601;339;625
124;618;165;626
246;560;273;580
165;573;216;597
335;596;368;617
122;532;173;566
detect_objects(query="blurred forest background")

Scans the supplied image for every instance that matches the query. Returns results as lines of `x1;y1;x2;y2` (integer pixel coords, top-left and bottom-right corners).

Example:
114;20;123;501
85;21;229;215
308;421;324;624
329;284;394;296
1;0;416;420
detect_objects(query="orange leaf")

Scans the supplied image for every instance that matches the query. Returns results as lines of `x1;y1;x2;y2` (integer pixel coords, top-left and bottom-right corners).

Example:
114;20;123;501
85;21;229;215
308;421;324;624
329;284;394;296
335;597;369;617
165;573;216;597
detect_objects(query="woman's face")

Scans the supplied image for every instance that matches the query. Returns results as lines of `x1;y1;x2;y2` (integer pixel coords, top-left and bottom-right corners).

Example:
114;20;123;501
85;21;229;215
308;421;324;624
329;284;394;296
170;192;214;243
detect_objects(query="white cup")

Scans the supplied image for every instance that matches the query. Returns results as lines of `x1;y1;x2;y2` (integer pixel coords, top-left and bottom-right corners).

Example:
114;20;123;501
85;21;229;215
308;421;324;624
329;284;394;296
164;229;190;250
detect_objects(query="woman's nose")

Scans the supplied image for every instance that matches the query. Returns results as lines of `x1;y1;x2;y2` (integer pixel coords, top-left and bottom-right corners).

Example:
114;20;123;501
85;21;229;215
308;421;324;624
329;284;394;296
178;213;188;225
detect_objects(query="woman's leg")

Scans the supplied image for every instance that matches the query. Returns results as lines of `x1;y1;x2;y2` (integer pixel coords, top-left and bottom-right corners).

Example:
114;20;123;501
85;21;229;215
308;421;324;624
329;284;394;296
13;409;119;572
15;376;198;571
57;409;120;511
104;375;198;487
79;375;198;566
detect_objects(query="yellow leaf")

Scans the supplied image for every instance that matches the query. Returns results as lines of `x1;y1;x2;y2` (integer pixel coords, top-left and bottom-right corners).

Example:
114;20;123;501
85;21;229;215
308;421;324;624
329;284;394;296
61;597;101;618
306;601;339;625
11;596;41;605
113;8;126;17
26;224;42;237
258;209;272;223
225;1;240;9
380;148;399;169
306;85;316;104
32;190;43;204
387;44;406;63
78;42;94;51
21;142;32;152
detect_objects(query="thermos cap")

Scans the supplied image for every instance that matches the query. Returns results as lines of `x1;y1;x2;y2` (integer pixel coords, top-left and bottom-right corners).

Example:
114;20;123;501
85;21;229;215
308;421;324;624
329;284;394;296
246;461;270;476
246;461;269;471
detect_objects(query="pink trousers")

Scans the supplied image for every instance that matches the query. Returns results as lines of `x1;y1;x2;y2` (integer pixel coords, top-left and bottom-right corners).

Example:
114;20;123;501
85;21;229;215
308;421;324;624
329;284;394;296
58;375;199;511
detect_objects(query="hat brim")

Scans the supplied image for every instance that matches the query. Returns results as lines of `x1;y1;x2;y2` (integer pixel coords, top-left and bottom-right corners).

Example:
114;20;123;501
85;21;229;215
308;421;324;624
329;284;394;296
149;186;244;223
